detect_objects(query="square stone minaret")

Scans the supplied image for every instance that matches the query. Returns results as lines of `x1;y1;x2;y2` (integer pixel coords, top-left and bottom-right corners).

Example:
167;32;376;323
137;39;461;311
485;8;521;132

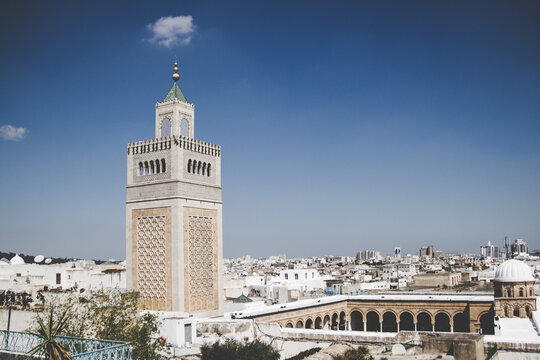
126;58;223;314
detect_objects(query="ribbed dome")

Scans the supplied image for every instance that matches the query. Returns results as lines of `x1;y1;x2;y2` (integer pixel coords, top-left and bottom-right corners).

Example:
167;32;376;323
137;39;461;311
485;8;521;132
10;254;25;265
495;259;535;282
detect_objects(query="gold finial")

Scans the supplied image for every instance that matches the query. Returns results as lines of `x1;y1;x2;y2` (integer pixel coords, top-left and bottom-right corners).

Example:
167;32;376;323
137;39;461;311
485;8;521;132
172;56;180;82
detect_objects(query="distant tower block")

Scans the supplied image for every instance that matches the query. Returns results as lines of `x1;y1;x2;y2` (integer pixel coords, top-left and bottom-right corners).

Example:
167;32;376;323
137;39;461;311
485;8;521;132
126;58;223;314
394;247;401;259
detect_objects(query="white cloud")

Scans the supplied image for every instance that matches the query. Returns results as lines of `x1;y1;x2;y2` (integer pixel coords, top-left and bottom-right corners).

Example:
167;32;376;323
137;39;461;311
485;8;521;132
147;15;195;47
0;125;26;141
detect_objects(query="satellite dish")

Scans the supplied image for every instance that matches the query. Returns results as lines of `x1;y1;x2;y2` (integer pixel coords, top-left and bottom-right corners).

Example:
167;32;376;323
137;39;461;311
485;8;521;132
34;255;44;263
44;258;52;264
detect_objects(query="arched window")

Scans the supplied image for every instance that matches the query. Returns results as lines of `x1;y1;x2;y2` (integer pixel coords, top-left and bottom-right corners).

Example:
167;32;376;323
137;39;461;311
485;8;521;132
180;118;189;137
202;163;207;176
149;160;155;174
197;161;201;174
530;288;534;296
139;162;143;176
161;118;171;138
513;307;520;317
144;162;149;175
507;288;512;297
520;288;524;297
207;164;211;177
188;159;192;173
161;159;166;173
155;159;160;173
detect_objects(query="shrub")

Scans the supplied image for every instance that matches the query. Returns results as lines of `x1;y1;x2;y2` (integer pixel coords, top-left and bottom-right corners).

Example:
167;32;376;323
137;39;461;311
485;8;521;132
201;338;280;360
332;346;373;360
286;347;322;360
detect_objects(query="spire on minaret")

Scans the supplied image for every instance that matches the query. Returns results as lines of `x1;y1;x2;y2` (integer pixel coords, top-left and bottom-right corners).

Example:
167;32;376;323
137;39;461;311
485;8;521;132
172;56;180;82
163;56;187;102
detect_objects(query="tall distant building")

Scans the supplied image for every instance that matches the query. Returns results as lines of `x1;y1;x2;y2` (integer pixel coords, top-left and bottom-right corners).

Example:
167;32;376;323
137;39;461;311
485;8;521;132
126;58;223;313
480;241;501;258
419;245;434;258
511;239;528;257
394;247;401;259
356;250;381;261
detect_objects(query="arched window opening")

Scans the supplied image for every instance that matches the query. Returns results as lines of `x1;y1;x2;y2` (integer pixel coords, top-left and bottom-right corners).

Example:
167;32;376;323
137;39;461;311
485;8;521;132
155;159;160;173
513;308;520;317
197;161;202;175
161;118;171;138
331;313;339;330
399;312;415;331
434;313;451;332
315;317;322;329
526;306;532;317
453;313;469;333
519;288;524;297
285;322;293;328
323;315;330;330
382;312;397;332
417;312;432;332
507;288;512;297
295;320;303;329
366;311;380;332
144;162;149;175
480;312;495;334
531;289;534;296
351;311;364;331
161;159;166;173
188;159;192;173
339;311;346;330
149;160;155;174
305;319;313;329
180;118;189;137
207;164;211;177
139;162;143;176
202;163;207;176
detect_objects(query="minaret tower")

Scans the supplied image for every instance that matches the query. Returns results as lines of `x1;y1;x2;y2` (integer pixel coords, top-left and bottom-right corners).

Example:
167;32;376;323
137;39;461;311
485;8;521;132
126;58;223;314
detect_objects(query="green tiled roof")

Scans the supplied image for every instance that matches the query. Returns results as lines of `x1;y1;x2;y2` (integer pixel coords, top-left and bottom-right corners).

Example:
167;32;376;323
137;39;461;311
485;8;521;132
163;82;187;102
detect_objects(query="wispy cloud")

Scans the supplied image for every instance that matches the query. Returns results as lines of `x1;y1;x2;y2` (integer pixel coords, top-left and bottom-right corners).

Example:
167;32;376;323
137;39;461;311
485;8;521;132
146;16;195;47
0;125;26;141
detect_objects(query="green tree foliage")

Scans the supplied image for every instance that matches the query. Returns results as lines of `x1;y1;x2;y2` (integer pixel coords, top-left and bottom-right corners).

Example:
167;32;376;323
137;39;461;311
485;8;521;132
30;290;167;360
28;307;73;360
201;338;280;360
332;346;373;360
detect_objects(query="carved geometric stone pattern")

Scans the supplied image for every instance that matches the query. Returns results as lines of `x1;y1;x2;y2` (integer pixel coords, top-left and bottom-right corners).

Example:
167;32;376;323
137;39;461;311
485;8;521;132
186;215;217;312
136;215;167;308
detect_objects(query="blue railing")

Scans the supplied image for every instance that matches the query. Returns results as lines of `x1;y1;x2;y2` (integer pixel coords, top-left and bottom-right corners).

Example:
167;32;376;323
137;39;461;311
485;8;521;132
0;330;132;359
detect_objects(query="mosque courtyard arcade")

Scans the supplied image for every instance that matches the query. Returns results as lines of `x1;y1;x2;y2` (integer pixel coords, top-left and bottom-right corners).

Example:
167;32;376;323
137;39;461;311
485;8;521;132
232;293;495;335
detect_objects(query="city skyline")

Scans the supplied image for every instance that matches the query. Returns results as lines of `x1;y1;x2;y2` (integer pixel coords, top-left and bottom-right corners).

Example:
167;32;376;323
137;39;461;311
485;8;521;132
1;1;540;260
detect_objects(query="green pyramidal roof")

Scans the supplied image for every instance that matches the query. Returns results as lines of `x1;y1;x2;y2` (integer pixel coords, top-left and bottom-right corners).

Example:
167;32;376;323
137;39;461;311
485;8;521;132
163;82;187;103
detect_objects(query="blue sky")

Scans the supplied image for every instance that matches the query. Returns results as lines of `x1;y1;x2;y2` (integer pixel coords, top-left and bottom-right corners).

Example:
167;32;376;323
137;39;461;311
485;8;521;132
1;1;539;260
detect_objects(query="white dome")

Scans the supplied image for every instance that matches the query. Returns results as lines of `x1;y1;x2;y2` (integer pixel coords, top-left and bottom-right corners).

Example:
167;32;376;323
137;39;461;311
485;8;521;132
10;254;25;265
495;259;535;282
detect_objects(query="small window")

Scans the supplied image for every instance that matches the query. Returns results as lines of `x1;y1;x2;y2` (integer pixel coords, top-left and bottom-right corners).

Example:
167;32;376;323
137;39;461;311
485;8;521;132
202;163;207;176
180;118;189;137
295;273;299;280
514;308;520;317
144;162;149;175
284;274;288;280
507;288;512;297
188;159;192;173
207;164;211;177
161;159;166;173
56;273;61;285
530;289;533;296
520;288;524;297
139;162;143;176
150;160;155;174
161;118;171;138
156;159;160;173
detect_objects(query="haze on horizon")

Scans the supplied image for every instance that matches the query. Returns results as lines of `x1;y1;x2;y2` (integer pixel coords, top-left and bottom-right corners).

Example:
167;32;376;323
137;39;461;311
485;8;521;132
1;0;539;260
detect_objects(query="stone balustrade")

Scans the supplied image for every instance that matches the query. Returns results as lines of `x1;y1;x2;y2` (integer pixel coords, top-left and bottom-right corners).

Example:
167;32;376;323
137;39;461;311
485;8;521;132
127;135;221;157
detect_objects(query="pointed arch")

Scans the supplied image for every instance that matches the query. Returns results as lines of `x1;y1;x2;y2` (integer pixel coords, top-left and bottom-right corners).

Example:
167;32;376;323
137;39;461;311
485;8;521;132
188;159;192;173
144;161;149;175
207;163;211;177
139;162;143;176
155;159;160;173
161;159;166;173
202;162;207;176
